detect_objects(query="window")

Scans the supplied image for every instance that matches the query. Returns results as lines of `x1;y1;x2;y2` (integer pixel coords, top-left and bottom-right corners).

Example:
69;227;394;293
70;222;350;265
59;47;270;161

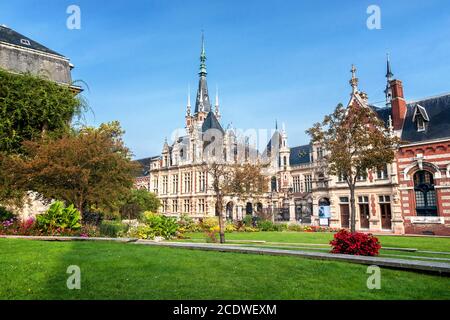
293;175;302;193
317;147;324;160
340;197;349;203
183;199;190;213
357;170;367;181
416;115;426;132
377;165;389;180
162;176;168;194
271;176;277;192
198;172;206;192
20;39;31;45
198;199;205;213
153;177;158;194
414;170;437;216
338;172;347;183
183;172;192;193
172;175;179;194
358;196;369;203
172;200;178;213
379;195;391;203
162;200;168;212
304;175;312;192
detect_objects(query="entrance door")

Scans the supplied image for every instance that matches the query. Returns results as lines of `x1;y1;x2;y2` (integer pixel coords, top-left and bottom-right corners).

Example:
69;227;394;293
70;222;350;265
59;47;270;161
359;204;370;229
340;204;349;228
380;203;392;230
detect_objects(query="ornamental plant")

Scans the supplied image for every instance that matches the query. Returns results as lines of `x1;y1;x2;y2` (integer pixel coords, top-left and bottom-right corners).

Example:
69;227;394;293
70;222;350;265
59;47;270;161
36;201;82;233
330;229;381;256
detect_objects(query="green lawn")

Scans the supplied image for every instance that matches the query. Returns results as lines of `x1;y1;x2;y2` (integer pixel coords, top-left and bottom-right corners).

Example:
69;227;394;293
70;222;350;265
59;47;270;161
183;232;450;252
178;232;450;262
1;238;449;300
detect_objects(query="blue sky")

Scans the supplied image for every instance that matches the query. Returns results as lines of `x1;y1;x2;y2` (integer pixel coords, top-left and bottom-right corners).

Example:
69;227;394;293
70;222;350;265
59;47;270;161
1;0;450;159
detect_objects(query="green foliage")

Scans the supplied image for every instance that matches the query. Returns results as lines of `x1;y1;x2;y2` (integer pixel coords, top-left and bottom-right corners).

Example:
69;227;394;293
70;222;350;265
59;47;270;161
120;189;160;220
133;212;179;240
0;206;15;221
99;220;129;237
178;214;201;233
0;69;86;154
199;217;219;231
242;215;253;227
36;201;81;232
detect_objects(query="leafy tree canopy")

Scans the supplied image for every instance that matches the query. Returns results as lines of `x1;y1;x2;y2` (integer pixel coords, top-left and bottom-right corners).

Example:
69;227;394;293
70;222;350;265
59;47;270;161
0;68;86;154
12;121;139;215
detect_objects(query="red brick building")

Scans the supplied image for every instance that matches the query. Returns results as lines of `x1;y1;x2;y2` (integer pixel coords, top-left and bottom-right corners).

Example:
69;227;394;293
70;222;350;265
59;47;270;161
388;77;450;235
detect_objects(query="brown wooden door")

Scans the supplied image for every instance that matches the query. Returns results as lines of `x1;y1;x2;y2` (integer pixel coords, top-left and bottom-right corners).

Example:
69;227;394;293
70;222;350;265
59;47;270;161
380;203;392;230
340;204;349;228
359;204;370;229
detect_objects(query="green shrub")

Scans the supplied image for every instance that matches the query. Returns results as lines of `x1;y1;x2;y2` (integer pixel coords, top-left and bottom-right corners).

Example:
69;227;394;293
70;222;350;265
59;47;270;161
99;220;128;237
242;215;253;227
138;211;179;239
0;206;15;222
178;214;201;233
258;220;276;231
200;217;219;231
225;223;236;233
36;201;81;232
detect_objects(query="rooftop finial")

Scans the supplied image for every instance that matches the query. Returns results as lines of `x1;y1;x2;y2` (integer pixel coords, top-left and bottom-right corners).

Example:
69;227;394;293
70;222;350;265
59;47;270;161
386;53;394;81
199;31;207;76
186;84;191;115
349;64;359;93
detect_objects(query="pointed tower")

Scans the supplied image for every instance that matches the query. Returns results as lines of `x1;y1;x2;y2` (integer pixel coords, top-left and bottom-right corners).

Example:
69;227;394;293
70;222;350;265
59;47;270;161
349;64;359;94
214;85;221;121
385;53;394;108
194;32;211;122
185;85;193;129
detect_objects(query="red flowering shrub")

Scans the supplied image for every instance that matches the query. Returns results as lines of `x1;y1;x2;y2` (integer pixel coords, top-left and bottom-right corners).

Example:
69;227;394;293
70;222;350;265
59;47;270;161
330;229;381;256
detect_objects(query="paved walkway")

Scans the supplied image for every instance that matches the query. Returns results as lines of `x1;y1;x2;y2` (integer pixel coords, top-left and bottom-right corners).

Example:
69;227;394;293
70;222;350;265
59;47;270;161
134;240;450;275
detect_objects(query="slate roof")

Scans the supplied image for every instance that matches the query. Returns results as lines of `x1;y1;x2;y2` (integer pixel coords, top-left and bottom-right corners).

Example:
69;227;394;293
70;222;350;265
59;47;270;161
371;105;391;126
134;156;160;176
290;144;311;166
202;111;224;133
0;25;64;57
194;76;212;113
401;93;450;143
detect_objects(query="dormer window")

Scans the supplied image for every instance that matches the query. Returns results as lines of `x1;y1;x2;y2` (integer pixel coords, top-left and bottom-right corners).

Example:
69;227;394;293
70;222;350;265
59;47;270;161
416;116;426;132
20;39;31;46
412;104;429;132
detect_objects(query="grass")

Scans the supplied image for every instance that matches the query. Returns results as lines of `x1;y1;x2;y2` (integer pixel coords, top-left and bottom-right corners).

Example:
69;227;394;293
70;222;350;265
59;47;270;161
179;232;450;261
183;232;450;252
1;238;449;300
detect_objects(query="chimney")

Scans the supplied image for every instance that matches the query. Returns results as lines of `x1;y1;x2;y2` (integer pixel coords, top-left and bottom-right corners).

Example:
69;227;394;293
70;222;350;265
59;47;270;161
390;79;407;130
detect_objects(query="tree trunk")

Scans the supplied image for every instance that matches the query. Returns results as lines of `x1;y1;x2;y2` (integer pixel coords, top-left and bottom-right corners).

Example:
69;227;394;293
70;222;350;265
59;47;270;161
216;198;225;244
349;186;356;233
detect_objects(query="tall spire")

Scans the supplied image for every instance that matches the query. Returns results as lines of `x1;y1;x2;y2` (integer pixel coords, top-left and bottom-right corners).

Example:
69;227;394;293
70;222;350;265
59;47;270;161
199;31;207;77
386;53;394;81
349;64;359;93
214;85;221;119
385;54;394;108
186;84;191;116
195;32;211;114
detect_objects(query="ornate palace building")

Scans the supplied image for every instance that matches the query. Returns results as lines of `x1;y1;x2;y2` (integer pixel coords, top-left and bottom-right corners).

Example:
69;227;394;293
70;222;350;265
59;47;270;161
135;39;450;236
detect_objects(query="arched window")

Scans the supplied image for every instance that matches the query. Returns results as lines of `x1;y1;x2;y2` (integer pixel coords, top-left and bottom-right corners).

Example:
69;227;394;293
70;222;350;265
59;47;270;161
414;170;437;216
271;176;277;192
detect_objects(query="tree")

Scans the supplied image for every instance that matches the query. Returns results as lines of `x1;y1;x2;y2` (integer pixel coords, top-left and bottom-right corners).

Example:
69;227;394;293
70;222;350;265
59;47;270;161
0;68;86;154
120;189;161;220
307;103;399;232
13;121;138;216
204;161;268;243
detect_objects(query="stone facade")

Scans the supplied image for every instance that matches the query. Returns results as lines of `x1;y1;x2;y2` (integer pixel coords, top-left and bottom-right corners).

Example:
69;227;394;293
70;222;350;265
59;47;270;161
135;44;450;236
